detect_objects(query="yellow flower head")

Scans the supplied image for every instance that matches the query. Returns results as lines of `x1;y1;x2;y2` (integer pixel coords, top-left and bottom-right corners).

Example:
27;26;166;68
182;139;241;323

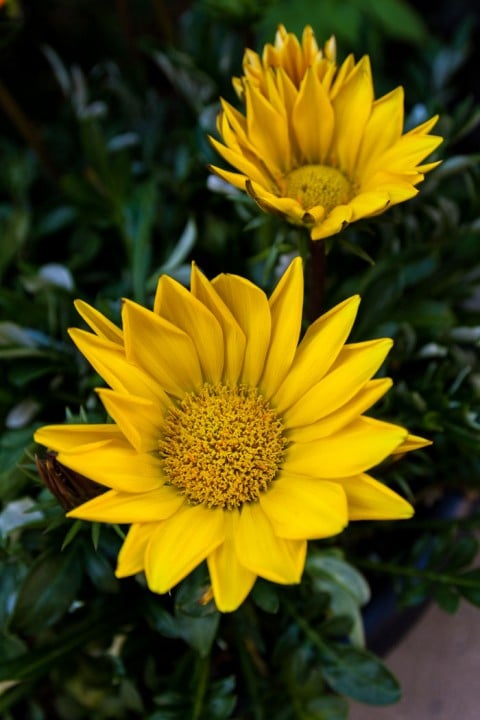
209;24;443;241
34;259;428;612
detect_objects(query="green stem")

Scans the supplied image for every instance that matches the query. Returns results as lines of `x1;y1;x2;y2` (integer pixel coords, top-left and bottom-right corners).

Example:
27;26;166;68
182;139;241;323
354;557;480;588
234;618;265;720
192;654;210;720
282;597;328;652
308;238;326;321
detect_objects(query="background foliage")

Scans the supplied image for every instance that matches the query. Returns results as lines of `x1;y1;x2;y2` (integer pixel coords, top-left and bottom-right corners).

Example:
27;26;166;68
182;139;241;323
1;1;480;718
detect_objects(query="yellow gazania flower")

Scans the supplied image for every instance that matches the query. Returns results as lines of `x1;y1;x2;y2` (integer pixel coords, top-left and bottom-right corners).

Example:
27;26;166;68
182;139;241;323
208;24;443;241
34;258;428;612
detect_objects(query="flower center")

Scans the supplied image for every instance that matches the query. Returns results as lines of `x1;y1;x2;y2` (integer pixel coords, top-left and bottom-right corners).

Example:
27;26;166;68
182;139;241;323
159;384;287;510
284;164;352;213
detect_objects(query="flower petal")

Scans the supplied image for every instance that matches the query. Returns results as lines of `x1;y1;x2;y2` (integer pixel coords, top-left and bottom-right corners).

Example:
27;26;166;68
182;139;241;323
391;433;432;454
145;504;225;593
68;329;167;404
190;263;246;384
57;439;165;492
35;423;123;452
356;86;404;177
284;417;408;478
337;473;414;520
122;299;203;396
287;378;393;441
310;204;353;240
207;512;256;612
245;82;290;174
272;295;360;413
235;503;306;584
260;474;348;539
116;523;152;577
153;274;224;383
331;55;374;174
348;191;391;221
74;300;123;344
212;272;271;386
283;338;392;427
67;486;184;523
96;389;167;453
293;67;334;164
261;256;304;398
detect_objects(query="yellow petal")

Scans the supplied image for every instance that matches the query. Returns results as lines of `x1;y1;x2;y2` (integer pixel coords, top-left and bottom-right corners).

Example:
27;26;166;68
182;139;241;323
310;204;353;240
246;180;306;222
153;274;224;383
337;473;414;520
391;433;432;454
207;164;248;191
190;263;246;384
375;134;443;174
348;191;391;221
287;378;393;441
293;67;334;164
261;256;304;398
122;299;203;396
96;389;167;453
272;295;360;413
245;83;290;174
212;272;271;386
329;53;356;99
57;439;164;492
355;87;404;177
284;417;407;478
260;474;348;539
219;98;249;146
69;328;167;404
207;512;256;612
67;486;184;523
331;55;374;174
283;338;392;428
208;136;274;188
235;503;306;584
144;504;225;593
276;66;300;120
35;423;123;452
74;300;123;344
361;172;419;203
116;523;152;577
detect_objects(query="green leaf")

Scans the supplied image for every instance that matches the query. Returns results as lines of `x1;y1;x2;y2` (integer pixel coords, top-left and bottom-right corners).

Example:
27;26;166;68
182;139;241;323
10;546;83;634
457;568;480;607
307;553;371;606
251;579;279;614
305;695;349;720
360;0;427;43
318;643;401;705
82;544;120;593
434;584;460;613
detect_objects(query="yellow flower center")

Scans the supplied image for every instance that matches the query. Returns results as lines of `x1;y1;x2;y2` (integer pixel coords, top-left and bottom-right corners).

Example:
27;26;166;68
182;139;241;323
159;383;287;510
284;164;352;213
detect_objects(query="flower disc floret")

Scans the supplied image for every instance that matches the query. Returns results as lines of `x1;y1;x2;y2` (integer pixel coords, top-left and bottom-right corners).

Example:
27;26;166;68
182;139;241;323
159;383;287;509
283;165;353;213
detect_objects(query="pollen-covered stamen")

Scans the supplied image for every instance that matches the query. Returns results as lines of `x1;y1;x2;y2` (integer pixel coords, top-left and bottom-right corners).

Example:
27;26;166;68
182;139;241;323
159;384;287;510
283;164;352;213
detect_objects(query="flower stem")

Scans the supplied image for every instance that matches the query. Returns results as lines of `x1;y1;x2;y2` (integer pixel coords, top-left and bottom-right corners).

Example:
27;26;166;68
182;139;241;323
308;238;326;321
192;654;210;720
354;557;480;588
234;617;265;720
